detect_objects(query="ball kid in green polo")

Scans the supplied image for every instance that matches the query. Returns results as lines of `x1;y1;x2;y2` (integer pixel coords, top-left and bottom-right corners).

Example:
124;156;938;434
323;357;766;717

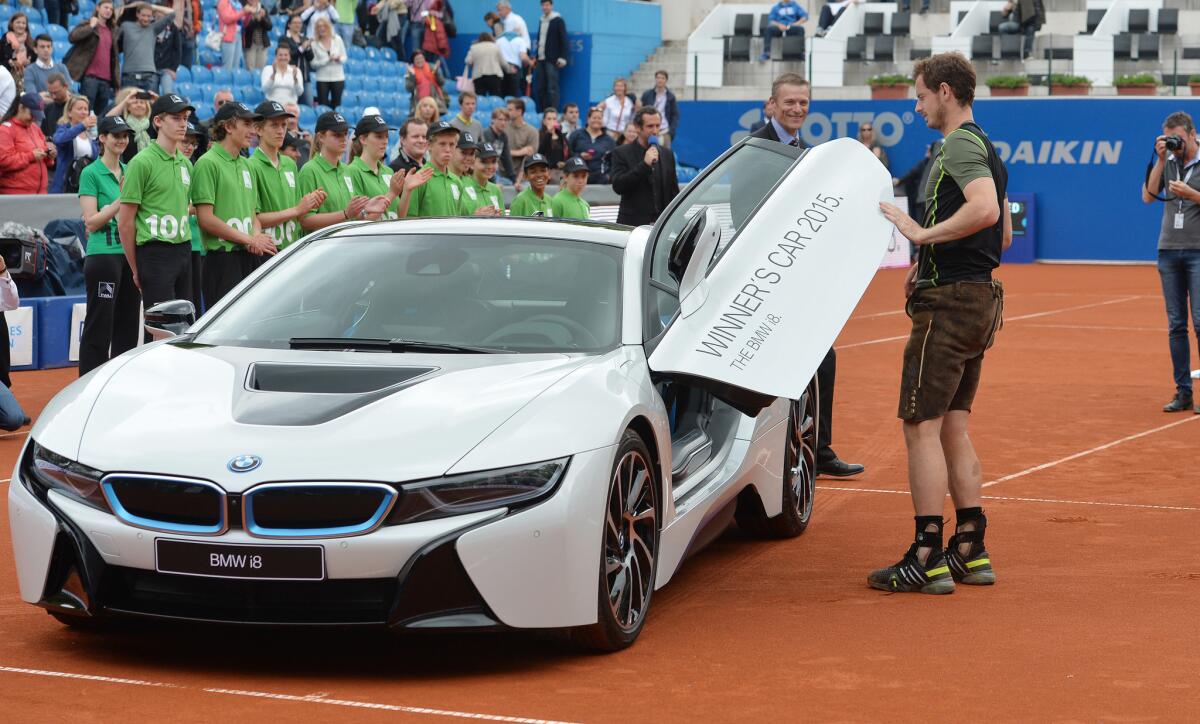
552;156;592;220
509;154;555;217
407;121;470;217
251;100;326;252
348;112;433;220
460;142;504;216
298;111;372;231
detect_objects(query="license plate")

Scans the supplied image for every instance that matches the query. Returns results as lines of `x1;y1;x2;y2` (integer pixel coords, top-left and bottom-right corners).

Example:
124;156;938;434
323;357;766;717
155;539;325;581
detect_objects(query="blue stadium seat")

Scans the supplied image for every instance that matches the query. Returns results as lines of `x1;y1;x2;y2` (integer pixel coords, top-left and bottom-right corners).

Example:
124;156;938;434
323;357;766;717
191;65;213;84
365;47;380;61
380;47;397;63
53;40;69;58
233;68;254;87
348;45;366;61
211;67;234;88
195;104;214;121
175;81;198;101
48;24;68;42
174;65;191;84
298;105;316;129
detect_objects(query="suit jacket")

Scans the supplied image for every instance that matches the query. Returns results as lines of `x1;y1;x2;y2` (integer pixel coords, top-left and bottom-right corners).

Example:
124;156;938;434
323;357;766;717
535;14;569;65
749;119;806;148
730;121;805;228
640;88;680;134
610;141;680;227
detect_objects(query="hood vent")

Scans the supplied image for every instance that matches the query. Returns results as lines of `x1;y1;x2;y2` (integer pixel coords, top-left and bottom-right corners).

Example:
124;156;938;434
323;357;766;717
248;363;435;394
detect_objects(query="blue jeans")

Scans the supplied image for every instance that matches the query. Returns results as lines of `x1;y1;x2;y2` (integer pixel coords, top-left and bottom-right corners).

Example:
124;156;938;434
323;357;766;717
221;40;243;70
407;22;425;62
1157;248;1200;394
121;71;159;92
81;75;114;116
0;383;26;431
762;25;803;59
337;22;355;51
533;61;559;113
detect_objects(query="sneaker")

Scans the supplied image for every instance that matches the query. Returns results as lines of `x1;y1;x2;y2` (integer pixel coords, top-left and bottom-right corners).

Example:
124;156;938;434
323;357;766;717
946;524;994;585
758;53;770;63
1164;392;1193;412
867;544;955;594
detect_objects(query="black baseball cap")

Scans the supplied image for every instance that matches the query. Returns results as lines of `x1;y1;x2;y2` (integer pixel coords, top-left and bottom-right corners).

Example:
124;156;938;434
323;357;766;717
426;120;459;140
315;111;349;133
457;131;478;150
355;113;390;135
254;100;294;119
184;114;202;137
524;153;550;170
563;156;588;175
282;131;300;149
97;114;132;136
150;93;194;118
17;93;44;122
213;101;263;124
478;142;500;160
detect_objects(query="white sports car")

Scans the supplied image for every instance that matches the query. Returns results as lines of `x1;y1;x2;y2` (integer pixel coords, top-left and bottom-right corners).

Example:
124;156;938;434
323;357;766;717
9;138;892;650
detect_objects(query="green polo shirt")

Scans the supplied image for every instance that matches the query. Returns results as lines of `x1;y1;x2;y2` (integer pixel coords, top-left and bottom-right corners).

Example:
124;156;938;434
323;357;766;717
552;188;590;220
348;157;400;219
78;158;126;255
298;153;356;217
250;147;303;247
191;142;259;253
408;164;466;217
509;187;554;217
120;141;193;245
459;175;503;215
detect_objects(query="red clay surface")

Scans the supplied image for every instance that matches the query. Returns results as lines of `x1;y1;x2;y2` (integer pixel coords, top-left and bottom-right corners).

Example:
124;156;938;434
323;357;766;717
1;264;1197;722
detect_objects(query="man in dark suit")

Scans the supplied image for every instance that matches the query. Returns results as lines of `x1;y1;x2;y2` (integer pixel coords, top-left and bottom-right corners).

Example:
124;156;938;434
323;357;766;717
610;106;680;227
749;72;864;478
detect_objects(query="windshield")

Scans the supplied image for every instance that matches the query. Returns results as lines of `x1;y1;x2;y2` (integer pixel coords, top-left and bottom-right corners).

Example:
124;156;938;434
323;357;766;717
193;234;624;353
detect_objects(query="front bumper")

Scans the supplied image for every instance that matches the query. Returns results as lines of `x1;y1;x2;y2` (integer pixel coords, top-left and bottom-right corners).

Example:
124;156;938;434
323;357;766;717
8;446;614;630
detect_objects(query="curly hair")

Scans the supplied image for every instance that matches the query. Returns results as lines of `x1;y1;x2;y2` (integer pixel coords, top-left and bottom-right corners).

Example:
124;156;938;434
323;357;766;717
913;52;976;107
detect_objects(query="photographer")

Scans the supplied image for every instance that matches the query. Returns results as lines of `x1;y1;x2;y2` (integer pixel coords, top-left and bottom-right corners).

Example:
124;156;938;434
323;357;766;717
1142;111;1200;414
0;256;29;430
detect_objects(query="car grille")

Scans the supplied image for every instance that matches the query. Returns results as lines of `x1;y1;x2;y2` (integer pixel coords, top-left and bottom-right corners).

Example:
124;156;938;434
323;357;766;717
242;483;397;538
102;475;226;535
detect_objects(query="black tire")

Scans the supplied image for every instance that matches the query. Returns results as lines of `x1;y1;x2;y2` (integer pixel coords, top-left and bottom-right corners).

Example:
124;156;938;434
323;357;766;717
47;611;108;630
573;430;660;653
735;376;818;539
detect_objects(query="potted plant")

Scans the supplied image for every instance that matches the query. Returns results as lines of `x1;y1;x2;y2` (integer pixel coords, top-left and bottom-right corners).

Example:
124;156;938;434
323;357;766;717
1049;74;1091;96
868;74;912;100
986;75;1031;97
1189;74;1200;96
1114;73;1159;96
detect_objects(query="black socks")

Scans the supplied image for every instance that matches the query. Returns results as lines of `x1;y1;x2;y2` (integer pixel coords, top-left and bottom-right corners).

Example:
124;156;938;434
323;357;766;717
956;507;984;528
913;515;943;564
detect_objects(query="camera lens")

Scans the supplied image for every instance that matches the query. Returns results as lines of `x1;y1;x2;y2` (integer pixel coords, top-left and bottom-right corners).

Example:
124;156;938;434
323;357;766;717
1165;135;1184;152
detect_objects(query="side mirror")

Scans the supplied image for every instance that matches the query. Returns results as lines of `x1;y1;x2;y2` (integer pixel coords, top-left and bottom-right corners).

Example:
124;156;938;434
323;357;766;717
144;299;196;341
667;206;721;318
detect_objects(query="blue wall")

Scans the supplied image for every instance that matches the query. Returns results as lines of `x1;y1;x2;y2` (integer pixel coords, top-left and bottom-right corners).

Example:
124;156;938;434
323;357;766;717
447;0;661;105
671;97;1200;262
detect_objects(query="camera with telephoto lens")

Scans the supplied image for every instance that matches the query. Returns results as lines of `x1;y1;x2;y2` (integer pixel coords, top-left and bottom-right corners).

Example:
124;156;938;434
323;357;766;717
1164;134;1184;153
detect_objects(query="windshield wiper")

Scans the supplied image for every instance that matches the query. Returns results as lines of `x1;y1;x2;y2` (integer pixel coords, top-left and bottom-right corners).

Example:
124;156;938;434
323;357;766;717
288;337;501;354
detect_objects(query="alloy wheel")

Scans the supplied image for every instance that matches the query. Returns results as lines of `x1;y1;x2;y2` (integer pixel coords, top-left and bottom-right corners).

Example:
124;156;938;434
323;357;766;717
787;390;816;523
603;449;658;633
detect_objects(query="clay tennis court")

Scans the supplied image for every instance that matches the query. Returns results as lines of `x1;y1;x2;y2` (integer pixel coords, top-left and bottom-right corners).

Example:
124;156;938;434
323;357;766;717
1;263;1195;722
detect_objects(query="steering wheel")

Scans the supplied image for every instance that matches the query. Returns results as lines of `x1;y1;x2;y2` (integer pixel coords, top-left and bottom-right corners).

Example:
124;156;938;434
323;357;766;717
482;314;601;348
524;314;602;348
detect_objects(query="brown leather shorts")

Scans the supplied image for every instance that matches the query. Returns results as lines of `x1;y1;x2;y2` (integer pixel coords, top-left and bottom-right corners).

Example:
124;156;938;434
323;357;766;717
898;280;1004;422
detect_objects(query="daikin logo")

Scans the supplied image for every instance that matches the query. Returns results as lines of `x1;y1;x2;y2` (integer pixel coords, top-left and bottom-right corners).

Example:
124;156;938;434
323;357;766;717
991;139;1122;165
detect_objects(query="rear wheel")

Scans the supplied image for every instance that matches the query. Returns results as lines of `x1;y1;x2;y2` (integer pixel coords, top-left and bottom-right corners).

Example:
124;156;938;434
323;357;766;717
573;430;660;652
735;377;818;538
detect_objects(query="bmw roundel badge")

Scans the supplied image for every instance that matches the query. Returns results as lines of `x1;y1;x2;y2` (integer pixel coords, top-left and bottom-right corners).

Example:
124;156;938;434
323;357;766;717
228;455;262;473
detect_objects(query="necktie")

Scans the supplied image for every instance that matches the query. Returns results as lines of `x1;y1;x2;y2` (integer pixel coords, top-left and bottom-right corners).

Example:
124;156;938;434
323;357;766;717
789;137;800;148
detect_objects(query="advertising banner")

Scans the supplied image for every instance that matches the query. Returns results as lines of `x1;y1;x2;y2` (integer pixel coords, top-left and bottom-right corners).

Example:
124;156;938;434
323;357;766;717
9;306;34;368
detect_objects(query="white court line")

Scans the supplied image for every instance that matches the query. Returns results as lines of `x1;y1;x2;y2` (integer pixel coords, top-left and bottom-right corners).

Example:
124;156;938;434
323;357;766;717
836;295;1143;350
1023;323;1165;333
982;415;1200;488
0;431;29;440
818;486;1200;512
0;665;578;724
849;309;906;320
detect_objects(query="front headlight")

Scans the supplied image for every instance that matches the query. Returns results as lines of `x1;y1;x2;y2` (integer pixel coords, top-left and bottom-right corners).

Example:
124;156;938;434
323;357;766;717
24;442;110;512
387;458;568;525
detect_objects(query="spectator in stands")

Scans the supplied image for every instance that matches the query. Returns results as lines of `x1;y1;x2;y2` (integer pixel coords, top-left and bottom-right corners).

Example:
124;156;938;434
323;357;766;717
67;0;121;116
552;155;589;219
389;117;429;173
311;17;346;109
4;13;36;62
179;0;201;70
217;0;253;69
0;63;16;119
108;88;156;163
858;121;888;169
25;35;70;97
538;107;567;182
481;106;515;184
496;0;529;44
154;7;185;95
282;103;310;163
299;111;371;229
120;1;182;92
242;0;273;71
998;0;1045;59
816;0;858;37
411;94;442;130
50;95;98;194
420;0;451;61
280;15;314;105
3;44;29;96
281;130;302;166
448;89;479;134
302;0;340;39
263;45;305;106
901;0;930;15
893;139;941;226
505;97;538;182
533;0;568;114
640;70;679;149
464;32;505;98
334;0;357;51
78;114;139;376
0;93;53;195
372;0;408;62
610;106;679;227
509;154;553;216
561;102;579;135
620;120;638;146
568;106;614;184
487;11;531;99
760;0;807;63
406;50;447;112
406;0;431;61
602;77;635;141
460;142;503;214
40;73;71;136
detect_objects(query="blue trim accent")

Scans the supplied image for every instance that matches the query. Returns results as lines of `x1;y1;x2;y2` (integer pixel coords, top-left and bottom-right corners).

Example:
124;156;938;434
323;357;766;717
101;477;227;536
242;483;396;539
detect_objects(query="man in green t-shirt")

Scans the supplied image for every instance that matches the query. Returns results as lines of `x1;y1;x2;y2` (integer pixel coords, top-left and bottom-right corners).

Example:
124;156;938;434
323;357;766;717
460;142;504;216
251;100;325;249
119;93;197;308
407;121;470;218
552;156;591;220
509;154;554;217
192;101;278;306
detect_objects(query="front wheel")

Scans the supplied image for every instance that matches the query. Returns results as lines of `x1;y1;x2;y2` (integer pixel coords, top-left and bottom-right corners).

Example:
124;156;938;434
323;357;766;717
735;377;818;538
573;430;660;652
